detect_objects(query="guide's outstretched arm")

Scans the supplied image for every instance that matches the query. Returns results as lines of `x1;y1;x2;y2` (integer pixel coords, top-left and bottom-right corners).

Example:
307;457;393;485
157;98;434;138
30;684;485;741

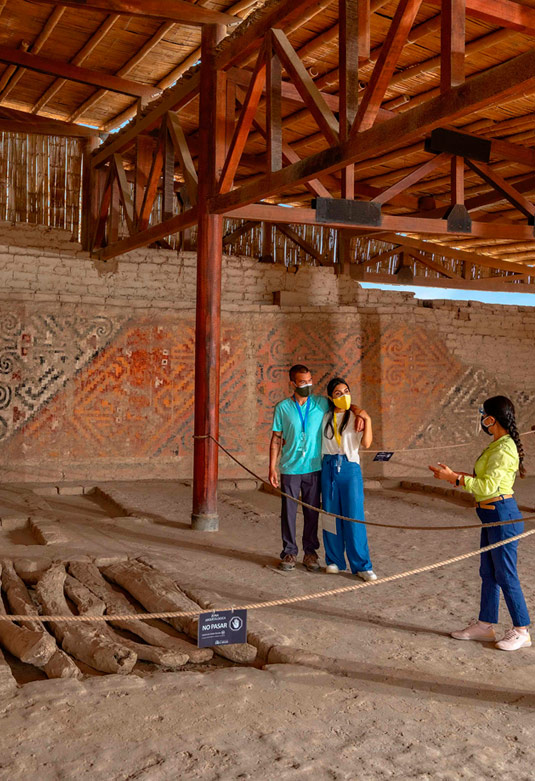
269;431;282;488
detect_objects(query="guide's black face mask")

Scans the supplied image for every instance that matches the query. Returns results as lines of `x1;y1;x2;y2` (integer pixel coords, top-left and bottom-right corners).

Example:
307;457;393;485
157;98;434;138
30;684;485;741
294;383;313;398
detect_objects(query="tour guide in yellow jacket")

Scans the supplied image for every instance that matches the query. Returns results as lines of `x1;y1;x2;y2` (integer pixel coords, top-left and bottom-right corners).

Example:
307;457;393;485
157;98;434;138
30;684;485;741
429;395;530;652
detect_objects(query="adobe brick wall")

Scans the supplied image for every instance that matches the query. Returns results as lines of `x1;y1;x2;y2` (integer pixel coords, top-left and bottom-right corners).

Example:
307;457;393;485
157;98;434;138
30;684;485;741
0;221;533;484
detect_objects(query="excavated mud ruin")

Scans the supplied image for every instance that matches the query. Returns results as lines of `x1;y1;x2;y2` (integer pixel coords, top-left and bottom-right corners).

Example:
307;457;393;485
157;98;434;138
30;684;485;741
0;556;285;686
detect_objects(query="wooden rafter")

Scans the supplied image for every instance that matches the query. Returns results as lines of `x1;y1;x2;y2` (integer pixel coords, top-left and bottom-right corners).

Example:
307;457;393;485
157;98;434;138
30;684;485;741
466;160;535;219
222;220;256;247
0;46;159;100
0;6;65;104
276;223;326;265
69;21;175;123
29;0;239;26
30;14;121;115
371;153;451;206
138;123;166;231
406;248;464;279
350;0;424;135
112;154;135;235
219;44;267;194
211;48;535;215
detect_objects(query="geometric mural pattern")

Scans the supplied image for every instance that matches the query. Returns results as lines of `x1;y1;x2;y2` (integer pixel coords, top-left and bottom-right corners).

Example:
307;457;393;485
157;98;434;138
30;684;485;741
1;306;532;477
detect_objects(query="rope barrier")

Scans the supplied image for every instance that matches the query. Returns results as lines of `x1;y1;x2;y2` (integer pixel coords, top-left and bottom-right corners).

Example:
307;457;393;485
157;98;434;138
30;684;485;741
2;527;534;624
210;435;535;531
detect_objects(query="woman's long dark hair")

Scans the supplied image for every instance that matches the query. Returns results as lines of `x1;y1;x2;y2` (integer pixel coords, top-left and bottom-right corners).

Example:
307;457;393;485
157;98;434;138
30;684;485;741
483;395;526;478
324;377;351;439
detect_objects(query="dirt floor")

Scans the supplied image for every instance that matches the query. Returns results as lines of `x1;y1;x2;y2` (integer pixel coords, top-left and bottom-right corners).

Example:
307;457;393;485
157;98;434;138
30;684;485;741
1;477;535;780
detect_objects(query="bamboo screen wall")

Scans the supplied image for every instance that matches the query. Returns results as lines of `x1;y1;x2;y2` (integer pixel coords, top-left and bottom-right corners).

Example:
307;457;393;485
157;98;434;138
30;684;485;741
0;133;83;237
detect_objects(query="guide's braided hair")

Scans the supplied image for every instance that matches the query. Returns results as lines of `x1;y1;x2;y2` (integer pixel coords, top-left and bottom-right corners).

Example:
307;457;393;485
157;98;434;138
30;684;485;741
483;395;526;478
324;377;351;439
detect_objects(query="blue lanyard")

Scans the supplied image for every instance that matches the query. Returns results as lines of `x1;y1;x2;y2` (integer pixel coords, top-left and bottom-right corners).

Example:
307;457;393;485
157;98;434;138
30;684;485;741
293;396;310;436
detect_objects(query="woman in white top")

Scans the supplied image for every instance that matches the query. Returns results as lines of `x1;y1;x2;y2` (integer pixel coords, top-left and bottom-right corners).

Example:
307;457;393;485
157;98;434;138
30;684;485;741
321;377;376;580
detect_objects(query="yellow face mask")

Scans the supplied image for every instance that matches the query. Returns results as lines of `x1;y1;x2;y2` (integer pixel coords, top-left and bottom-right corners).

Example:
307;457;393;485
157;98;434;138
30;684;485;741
331;394;351;411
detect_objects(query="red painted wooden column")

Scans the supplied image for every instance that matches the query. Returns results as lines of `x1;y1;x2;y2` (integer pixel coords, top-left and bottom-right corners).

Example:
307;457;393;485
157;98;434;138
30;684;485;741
192;24;226;531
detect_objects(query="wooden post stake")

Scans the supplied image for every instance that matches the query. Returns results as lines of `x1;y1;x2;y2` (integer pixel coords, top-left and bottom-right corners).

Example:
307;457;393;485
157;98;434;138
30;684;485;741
192;24;226;531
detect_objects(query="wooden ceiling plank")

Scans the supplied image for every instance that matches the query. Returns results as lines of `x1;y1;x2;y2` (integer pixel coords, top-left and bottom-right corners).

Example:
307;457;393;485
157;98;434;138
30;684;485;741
0;45;160;99
371;153;451;205
31;14;121;115
350;0;424;135
69;21;174;122
0;5;65;104
28;0;239;26
271;28;340;146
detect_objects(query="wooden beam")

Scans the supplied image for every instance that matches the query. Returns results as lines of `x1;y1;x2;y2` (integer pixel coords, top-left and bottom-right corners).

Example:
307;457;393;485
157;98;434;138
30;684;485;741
222;220;256;246
134;135;153;224
276;223;325;264
271;29;340;146
353;269;535;291
406;248;464;279
225;203;535;241
210;48;535;214
441;0;465;92
378;233;534;275
96;207;199;261
92;73;200;166
266;32;282;173
112;154;135;234
466;160;535;219
138;124;166;231
0;106;99;137
0;45;160;100
31;14;121;115
451;156;465;205
219;44;266;194
371;153;450;205
28;0;239;26
428;0;535;37
351;0;424;135
167;113;198;206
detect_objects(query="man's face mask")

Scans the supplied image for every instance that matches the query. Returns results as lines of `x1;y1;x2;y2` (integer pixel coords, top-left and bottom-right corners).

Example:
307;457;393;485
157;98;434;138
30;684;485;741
331;394;351;411
294;382;313;398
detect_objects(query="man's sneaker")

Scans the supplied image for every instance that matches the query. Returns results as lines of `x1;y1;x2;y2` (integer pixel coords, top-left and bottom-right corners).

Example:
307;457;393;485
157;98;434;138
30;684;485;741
278;554;296;571
357;570;377;581
451;619;496;641
303;553;320;572
325;563;340;574
495;628;532;651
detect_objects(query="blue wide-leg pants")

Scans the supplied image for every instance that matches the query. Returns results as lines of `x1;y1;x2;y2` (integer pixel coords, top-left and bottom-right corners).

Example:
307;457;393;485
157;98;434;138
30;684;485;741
477;497;530;627
321;454;372;574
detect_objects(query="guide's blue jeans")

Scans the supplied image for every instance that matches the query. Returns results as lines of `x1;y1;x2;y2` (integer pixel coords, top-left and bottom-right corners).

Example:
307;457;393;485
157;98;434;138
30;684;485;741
321;454;372;574
477;497;530;627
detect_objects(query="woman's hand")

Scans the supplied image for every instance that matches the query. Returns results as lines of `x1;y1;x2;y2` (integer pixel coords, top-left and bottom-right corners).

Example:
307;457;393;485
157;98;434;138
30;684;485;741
428;463;456;483
350;405;369;432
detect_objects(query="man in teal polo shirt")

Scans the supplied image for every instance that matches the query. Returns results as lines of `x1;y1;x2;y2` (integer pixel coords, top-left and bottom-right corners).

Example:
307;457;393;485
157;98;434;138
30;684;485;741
269;364;329;572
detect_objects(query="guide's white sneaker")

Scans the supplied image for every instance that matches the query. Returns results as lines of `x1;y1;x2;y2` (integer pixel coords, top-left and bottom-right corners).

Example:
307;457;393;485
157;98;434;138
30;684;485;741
325;564;340;574
357;570;377;581
495;628;532;651
451;620;496;641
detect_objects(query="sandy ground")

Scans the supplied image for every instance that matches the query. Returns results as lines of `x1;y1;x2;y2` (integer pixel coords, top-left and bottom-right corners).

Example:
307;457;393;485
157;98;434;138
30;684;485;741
1;477;535;780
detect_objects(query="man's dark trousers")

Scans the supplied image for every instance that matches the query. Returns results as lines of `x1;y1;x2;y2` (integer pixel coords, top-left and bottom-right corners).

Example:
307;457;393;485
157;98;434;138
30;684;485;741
280;471;321;558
